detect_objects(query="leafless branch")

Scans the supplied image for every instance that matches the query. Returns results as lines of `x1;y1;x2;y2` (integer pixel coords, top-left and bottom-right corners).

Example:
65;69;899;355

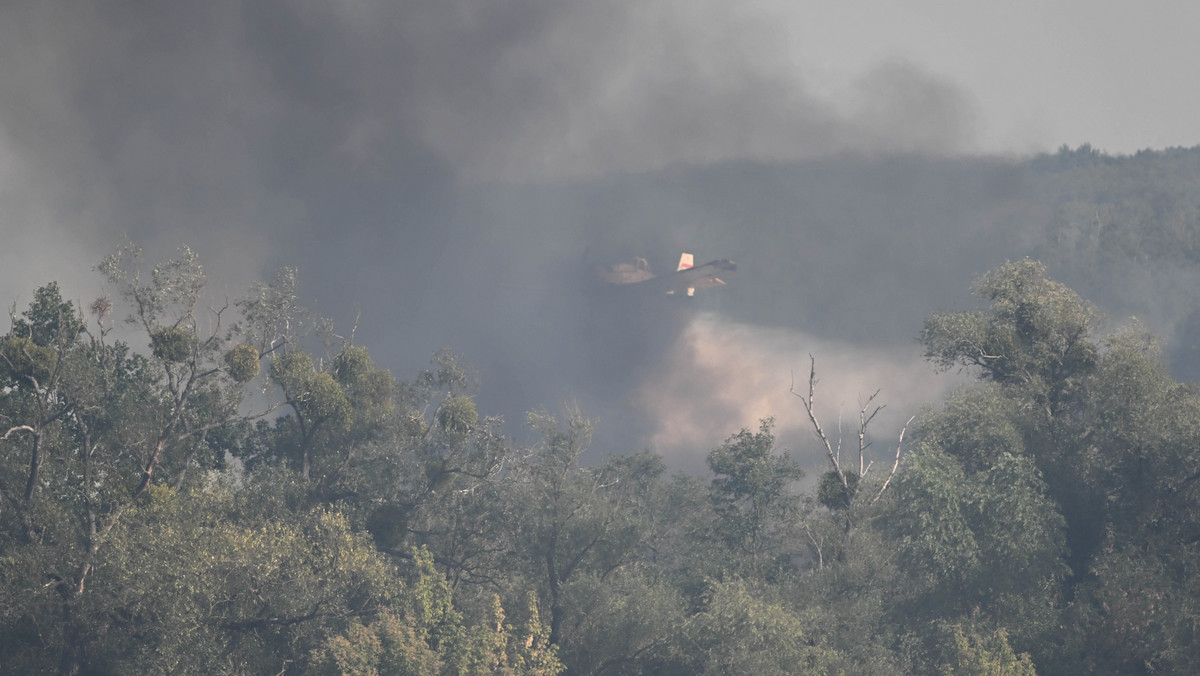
790;357;844;494
801;520;823;570
873;415;914;503
835;408;843;465
349;308;361;345
201;298;231;349
1;425;35;441
858;389;882;477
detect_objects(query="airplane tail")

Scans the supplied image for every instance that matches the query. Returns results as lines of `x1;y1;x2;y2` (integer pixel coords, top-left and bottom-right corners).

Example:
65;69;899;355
669;253;697;296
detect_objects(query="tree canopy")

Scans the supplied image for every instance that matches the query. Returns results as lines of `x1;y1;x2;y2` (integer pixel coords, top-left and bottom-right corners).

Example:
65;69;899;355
2;247;1198;674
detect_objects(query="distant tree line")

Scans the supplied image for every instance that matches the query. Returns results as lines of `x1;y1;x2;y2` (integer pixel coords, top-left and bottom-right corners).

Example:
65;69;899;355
2;245;1199;674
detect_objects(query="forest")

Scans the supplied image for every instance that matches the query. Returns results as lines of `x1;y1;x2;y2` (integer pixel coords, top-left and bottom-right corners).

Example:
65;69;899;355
5;2;1200;672
3;232;1200;674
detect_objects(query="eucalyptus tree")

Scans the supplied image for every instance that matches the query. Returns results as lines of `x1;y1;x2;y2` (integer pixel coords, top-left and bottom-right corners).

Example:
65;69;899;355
0;244;297;672
499;407;668;663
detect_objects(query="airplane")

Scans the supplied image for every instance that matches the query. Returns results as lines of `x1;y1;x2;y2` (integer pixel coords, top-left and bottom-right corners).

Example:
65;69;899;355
596;253;736;296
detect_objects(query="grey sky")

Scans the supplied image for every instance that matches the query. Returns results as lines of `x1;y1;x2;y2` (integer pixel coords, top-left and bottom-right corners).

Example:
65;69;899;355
779;0;1200;155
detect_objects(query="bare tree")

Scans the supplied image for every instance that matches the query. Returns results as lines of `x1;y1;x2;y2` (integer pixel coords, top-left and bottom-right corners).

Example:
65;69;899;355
790;355;912;509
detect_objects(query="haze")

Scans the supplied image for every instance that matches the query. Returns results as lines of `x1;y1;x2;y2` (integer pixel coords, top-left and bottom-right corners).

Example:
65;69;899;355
2;1;1197;465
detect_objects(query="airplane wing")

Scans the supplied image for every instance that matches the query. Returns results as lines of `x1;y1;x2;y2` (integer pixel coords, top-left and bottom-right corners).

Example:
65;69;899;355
663;255;736;296
595;256;655;284
596;252;735;295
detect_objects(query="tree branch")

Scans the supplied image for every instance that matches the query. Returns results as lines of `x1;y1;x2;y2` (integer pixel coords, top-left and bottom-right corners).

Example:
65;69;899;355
858;390;882;477
790;356;847;493
873;415;914;503
1;425;35;441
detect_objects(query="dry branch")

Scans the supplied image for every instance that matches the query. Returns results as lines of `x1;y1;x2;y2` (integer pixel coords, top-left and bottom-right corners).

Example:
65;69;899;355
792;356;911;506
790;356;847;493
873;415;914;503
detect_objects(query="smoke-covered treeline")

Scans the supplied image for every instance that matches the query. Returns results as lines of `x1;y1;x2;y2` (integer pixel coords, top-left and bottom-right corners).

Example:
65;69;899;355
406;145;1200;461
3;248;1199;674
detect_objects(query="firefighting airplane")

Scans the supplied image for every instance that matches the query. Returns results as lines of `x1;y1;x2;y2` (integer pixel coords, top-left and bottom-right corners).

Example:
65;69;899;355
595;253;736;296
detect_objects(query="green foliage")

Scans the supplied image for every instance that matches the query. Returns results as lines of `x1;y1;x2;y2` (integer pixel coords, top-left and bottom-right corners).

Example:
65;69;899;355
905;260;1200;671
0;334;57;384
355;369;396;411
150;324;194;362
405;546;463;650
922;259;1097;411
916;385;1025;473
886;442;1067;652
788;523;909;674
817;469;858;510
311;621;390;676
940;625;1038;676
1;283;83;385
499;409;671;664
920;261;1107;588
308;577;563;676
511;593;564;676
13;247;1200;674
333;345;373;387
306;372;354;425
224;343;260;382
556;571;685;674
888;445;981;584
437;395;478;438
679;580;835;675
237;266;314;353
271;350;315;392
271;351;352;428
707;419;804;574
3;483;405;673
310;612;445;676
100;242;207;325
1042;329;1200;673
10;282;83;347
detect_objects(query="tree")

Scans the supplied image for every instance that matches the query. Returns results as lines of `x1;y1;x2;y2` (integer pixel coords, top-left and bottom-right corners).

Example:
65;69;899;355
918;260;1103;583
706;419;804;578
884;442;1067;652
938;625;1038;676
355;350;515;595
912;260;1200;673
676;580;835;675
1057;331;1200;674
268;350;353;481
0;245;300;672
792;357;911;516
308;549;564;676
920;258;1097;418
78;484;405;673
505;408;665;657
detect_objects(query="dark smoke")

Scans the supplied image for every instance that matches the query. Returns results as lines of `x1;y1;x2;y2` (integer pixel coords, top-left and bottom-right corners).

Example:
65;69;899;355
7;1;1194;465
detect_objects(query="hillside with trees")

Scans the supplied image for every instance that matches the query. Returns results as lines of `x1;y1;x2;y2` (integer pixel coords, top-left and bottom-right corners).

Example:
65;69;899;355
405;145;1200;448
3;240;1199;674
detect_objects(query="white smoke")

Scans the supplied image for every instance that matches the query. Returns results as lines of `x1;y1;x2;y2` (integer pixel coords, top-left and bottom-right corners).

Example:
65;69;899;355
636;313;964;472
